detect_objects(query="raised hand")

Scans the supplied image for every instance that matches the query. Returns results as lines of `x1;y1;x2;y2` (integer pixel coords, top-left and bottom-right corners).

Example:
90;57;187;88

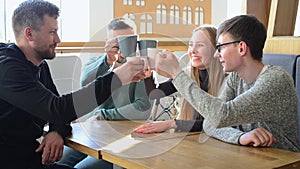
113;57;146;84
155;50;181;79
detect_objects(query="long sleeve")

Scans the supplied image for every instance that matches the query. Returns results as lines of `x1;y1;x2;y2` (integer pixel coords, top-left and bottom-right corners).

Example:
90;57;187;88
48;123;72;137
175;120;203;132
173;66;297;128
81;55;151;120
39;63;72;137
172;66;300;151
0;44;122;144
209;125;244;144
0;57;121;124
81;55;111;86
96;80;151;120
144;76;177;100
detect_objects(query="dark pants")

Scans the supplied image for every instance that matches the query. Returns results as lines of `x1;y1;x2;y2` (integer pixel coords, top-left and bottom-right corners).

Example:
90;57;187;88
0;141;75;169
44;163;76;169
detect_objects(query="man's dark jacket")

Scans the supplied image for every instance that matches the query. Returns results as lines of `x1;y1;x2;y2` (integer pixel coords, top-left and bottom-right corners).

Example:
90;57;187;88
0;43;120;168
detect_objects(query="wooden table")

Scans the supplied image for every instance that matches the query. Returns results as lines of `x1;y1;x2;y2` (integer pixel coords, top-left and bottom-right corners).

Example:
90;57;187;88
65;120;193;158
66;121;300;169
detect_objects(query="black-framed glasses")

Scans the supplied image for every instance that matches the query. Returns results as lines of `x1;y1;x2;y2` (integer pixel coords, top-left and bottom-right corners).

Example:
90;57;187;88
216;40;241;53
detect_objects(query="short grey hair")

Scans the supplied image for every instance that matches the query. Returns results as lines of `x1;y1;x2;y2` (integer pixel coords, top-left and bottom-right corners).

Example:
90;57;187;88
107;18;136;34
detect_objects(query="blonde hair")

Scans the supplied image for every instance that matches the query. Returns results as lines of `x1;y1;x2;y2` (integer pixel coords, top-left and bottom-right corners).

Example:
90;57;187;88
179;25;226;120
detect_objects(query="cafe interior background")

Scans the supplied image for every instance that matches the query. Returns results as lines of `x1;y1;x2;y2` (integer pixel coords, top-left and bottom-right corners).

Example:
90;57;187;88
1;0;300;107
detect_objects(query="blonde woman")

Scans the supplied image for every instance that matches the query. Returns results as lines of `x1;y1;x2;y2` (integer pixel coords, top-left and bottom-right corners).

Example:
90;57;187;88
135;25;225;133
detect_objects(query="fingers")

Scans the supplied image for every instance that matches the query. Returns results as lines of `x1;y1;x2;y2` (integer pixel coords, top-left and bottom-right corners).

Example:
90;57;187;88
133;122;171;134
239;128;276;147
38;131;64;164
155;69;173;79
132;75;144;82
256;128;275;147
49;145;62;163
35;139;51;164
50;145;62;163
134;123;157;134
48;146;57;163
41;144;63;164
41;145;50;164
250;128;276;147
144;69;152;78
35;139;45;152
140;57;150;71
105;39;120;64
134;123;152;133
105;38;118;49
114;57;146;84
154;50;181;79
86;115;98;122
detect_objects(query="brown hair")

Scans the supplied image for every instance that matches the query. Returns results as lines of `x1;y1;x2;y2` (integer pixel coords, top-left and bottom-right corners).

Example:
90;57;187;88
217;14;266;61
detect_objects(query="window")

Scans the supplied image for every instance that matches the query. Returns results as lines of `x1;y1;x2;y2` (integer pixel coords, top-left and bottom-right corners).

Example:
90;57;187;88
123;13;136;20
183;6;192;25
3;0;30;42
136;0;145;6
1;0;89;42
4;0;62;42
156;4;166;24
170;5;180;24
140;14;152;34
123;0;132;6
0;0;5;42
60;0;89;41
195;7;204;25
122;13;137;33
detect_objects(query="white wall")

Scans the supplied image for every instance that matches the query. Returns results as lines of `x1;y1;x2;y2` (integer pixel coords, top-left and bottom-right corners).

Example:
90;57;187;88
89;0;114;41
211;0;228;26
212;0;246;26
60;0;89;41
227;0;246;19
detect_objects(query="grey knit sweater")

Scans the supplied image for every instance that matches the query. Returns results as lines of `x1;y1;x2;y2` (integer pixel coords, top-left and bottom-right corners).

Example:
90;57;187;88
172;65;300;152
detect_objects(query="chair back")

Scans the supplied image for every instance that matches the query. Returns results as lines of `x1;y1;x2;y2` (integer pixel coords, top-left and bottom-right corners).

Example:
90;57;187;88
263;53;300;143
295;56;300;142
263;53;298;84
47;54;82;94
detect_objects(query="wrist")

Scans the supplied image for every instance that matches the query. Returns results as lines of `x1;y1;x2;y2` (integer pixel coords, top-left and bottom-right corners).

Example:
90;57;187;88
238;133;245;145
169;119;177;129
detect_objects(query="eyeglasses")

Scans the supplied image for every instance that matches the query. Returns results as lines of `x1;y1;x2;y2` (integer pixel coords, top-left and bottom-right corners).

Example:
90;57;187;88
216;40;241;53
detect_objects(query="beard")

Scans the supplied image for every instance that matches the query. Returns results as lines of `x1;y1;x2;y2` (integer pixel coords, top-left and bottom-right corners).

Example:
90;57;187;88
35;43;57;60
